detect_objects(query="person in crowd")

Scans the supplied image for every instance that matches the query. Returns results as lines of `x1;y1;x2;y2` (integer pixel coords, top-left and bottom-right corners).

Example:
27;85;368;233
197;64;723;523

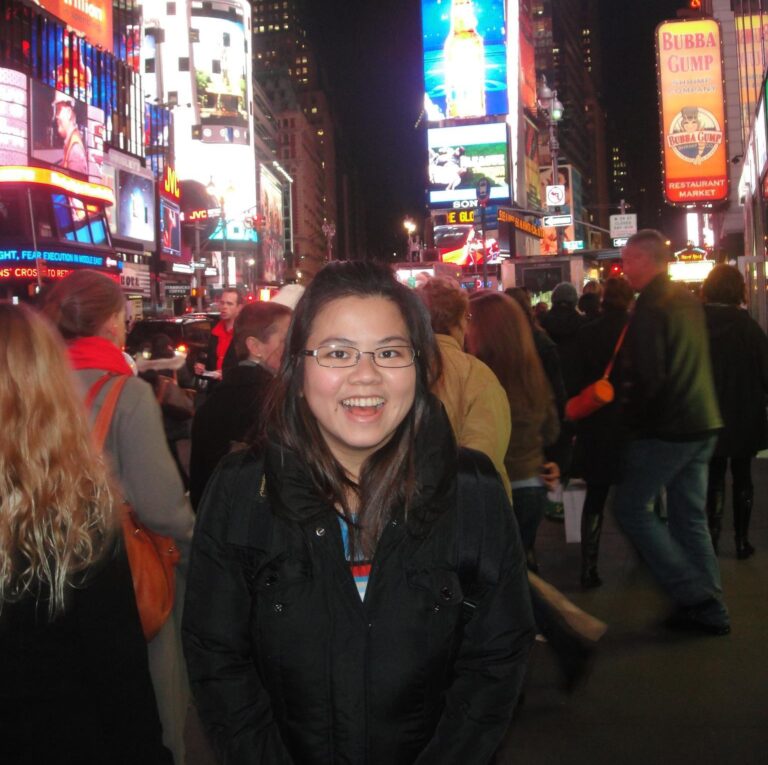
42;269;196;762
465;291;560;567
465;290;602;690
702;264;768;558
189;300;292;509
506;286;568;418
615;230;728;635
195;287;244;377
416;276;512;496
183;261;534;764
533;300;549;324
578;291;601;323
572;277;634;588
0;304;171;764
136;333;195;488
540;281;588;397
539;282;587;519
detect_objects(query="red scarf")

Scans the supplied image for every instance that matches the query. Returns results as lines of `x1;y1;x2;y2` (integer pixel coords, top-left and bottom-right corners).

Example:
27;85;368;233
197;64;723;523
68;336;133;376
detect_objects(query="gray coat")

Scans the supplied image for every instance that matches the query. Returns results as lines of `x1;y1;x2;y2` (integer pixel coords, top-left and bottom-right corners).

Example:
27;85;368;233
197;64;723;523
76;368;194;764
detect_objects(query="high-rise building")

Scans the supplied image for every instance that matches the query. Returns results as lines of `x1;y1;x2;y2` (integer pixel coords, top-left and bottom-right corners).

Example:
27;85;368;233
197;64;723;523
253;0;358;260
533;0;609;242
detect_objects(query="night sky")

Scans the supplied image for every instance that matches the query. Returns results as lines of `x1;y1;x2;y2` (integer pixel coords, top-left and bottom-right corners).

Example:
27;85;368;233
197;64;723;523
309;0;690;258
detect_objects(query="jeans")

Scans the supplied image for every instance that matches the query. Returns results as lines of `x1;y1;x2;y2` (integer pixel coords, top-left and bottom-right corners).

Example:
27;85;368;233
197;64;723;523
512;485;548;551
613;436;728;624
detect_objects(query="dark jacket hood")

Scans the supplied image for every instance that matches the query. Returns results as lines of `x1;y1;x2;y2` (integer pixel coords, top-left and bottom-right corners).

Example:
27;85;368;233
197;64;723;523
541;304;585;342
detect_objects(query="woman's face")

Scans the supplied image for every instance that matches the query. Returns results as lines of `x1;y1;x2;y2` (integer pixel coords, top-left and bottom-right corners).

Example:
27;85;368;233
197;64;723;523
301;295;417;479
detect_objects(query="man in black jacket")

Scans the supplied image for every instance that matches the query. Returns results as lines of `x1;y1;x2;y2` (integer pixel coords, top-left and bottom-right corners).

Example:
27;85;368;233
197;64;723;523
615;230;728;635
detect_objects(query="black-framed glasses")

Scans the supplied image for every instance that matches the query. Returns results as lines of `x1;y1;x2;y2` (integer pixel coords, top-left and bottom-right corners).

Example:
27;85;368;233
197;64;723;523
301;344;418;368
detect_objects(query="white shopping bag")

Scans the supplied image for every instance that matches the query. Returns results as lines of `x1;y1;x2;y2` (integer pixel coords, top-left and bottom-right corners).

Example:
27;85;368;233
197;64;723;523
563;480;587;543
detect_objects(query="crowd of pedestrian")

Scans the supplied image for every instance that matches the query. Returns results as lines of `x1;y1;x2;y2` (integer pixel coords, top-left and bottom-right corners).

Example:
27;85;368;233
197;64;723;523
1;231;765;763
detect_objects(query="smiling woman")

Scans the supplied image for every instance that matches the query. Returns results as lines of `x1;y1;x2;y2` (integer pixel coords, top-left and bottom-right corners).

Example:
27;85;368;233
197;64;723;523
183;260;535;765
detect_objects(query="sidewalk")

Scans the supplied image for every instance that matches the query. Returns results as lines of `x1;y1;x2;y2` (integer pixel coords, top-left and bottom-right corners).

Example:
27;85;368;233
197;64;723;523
496;457;768;764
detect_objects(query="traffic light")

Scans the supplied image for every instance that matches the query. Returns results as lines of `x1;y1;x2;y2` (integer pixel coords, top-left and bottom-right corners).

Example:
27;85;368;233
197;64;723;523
609;262;622;277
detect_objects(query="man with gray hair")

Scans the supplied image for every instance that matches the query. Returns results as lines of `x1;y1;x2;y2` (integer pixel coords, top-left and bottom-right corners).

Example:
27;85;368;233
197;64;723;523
616;229;729;635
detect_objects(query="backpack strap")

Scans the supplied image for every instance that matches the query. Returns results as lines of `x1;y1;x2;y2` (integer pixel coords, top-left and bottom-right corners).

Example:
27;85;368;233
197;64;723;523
456;448;497;620
89;374;130;450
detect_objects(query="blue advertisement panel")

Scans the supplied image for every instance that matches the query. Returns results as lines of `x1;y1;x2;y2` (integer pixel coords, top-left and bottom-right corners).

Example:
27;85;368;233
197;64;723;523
422;0;508;121
428;122;509;206
117;169;156;245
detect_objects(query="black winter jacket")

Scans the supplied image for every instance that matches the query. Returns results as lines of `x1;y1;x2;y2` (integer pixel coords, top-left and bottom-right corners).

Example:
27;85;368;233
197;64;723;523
619;274;722;440
572;309;629;484
704;303;768;457
182;409;534;765
189;362;275;509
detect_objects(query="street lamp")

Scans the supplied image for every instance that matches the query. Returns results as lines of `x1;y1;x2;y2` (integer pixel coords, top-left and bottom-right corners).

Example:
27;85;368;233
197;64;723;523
537;76;565;256
322;219;336;262
403;218;416;261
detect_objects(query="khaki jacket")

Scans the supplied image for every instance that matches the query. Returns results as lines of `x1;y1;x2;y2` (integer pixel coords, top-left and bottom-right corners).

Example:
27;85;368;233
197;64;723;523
433;334;512;497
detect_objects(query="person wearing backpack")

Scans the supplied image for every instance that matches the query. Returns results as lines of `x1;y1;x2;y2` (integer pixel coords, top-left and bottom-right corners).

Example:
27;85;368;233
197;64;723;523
183;261;535;765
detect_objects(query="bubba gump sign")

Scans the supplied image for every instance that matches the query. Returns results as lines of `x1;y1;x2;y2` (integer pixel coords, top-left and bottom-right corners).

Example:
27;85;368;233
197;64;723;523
656;18;728;205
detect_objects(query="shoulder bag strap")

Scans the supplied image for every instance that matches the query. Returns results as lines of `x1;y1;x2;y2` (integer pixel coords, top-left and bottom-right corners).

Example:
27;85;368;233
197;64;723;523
85;371;114;410
602;323;629;380
90;375;130;450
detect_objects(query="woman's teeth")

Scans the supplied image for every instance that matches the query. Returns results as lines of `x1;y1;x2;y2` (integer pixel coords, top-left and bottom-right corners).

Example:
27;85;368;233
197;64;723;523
341;397;385;409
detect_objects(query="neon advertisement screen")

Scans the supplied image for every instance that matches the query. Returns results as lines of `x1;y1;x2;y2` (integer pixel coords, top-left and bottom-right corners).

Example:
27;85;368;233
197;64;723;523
422;0;508;121
116;169;156;245
191;0;249;139
30;81;105;185
260;165;283;283
427;122;509;206
656;19;728;204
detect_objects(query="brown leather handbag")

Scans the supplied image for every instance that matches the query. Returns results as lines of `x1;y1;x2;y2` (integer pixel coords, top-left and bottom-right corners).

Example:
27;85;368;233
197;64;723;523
89;374;180;641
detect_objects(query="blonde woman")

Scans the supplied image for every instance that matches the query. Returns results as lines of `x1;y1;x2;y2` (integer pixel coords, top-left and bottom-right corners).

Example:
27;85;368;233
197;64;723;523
0;304;171;764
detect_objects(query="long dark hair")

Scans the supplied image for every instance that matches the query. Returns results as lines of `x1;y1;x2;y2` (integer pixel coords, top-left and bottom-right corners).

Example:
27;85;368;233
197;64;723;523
265;260;440;556
466;291;550;416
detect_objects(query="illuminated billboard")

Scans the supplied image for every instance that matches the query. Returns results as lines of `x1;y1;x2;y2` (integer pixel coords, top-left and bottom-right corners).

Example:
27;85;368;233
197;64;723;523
259;165;283;283
656;19;728;204
428;122;509;206
30;81;105;184
519;0;537;114
191;0;249;141
160;198;182;261
0;68;28;166
735;15;768;141
422;0;508;121
35;0;113;53
116;169;156;245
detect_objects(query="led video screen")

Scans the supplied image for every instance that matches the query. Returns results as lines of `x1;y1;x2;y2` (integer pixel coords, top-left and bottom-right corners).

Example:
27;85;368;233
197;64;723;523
160;198;182;260
191;0;249;137
117;169;156;244
260;165;283;283
30;81;105;184
427;122;509;206
422;0;508;121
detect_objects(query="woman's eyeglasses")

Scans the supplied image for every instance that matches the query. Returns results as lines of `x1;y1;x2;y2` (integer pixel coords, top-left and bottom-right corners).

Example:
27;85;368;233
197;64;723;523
301;345;417;368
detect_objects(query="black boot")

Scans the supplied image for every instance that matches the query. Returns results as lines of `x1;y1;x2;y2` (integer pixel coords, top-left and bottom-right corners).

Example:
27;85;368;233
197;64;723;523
706;486;725;554
734;488;756;559
580;508;603;588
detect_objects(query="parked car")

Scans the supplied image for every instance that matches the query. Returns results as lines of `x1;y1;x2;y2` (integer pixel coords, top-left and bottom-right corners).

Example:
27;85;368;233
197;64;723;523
126;316;213;368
